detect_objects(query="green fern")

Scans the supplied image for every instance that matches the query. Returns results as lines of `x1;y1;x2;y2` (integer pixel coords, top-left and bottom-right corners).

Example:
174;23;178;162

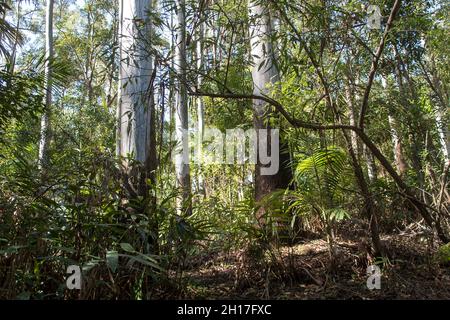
295;146;347;199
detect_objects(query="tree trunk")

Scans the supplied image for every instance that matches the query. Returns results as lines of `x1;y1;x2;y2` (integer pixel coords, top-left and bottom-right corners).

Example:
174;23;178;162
174;0;192;216
365;145;378;183
388;114;408;176
422;52;450;167
344;78;361;158
38;0;54;174
382;77;408;176
248;1;278;223
435;103;450;166
248;1;292;227
117;0;157;195
356;128;450;243
343;77;384;256
196;13;205;195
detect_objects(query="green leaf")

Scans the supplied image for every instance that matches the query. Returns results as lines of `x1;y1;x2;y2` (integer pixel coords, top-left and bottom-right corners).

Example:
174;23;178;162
120;243;135;253
121;254;163;271
106;250;119;273
0;245;27;254
82;259;101;272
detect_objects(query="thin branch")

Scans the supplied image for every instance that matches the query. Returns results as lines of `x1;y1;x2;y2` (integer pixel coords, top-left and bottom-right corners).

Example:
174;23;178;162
189;90;354;131
358;0;401;129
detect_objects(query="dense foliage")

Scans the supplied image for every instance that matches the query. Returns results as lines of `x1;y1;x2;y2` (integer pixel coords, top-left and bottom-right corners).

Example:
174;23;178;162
0;0;448;300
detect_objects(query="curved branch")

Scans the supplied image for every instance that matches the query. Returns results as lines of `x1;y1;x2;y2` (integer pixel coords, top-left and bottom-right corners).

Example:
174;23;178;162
189;90;449;242
190;91;354;131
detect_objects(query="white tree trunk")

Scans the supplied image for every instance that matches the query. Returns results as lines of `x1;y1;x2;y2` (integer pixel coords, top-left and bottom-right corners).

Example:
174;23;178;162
174;0;191;214
365;145;378;182
423;41;450;167
344;79;360;156
345;78;378;181
436;109;449;165
388;114;407;174
382;77;407;175
196;15;205;193
117;0;154;167
38;0;53;172
430;64;450;165
249;1;279;115
248;1;281;219
196;22;204;154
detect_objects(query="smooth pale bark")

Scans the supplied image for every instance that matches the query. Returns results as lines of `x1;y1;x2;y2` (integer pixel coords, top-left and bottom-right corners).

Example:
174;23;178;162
196;23;205;156
365;145;378;183
38;0;54;172
174;0;192;215
388;114;408;176
421;49;449;166
436;109;450;165
351;80;378;182
248;1;293;225
205;8;215;69
382;78;408;176
249;1;279;210
430;61;450;165
84;4;95;106
249;2;279;113
196;16;205;195
117;0;156;194
167;8;175;162
344;79;361;157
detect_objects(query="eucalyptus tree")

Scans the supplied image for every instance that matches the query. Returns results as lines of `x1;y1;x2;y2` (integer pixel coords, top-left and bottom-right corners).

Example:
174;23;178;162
173;0;192;215
117;0;157;197
38;0;54;173
195;3;205;193
248;0;293;224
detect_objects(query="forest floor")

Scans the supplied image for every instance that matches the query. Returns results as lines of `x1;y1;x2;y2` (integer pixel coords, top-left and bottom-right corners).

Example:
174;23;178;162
176;223;450;300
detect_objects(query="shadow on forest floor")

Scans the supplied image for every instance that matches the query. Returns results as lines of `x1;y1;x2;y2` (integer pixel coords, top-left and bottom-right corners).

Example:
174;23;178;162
175;223;450;300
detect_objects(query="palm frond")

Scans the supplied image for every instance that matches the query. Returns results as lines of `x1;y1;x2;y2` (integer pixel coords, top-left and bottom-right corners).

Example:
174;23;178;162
296;146;347;192
0;2;23;59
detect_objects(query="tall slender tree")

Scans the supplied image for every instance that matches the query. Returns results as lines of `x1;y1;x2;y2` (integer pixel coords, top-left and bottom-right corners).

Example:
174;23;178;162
196;9;205;194
382;76;408;176
174;0;192;215
38;0;54;173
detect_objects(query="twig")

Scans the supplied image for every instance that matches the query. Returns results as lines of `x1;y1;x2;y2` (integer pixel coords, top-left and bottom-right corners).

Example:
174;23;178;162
359;0;402;129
